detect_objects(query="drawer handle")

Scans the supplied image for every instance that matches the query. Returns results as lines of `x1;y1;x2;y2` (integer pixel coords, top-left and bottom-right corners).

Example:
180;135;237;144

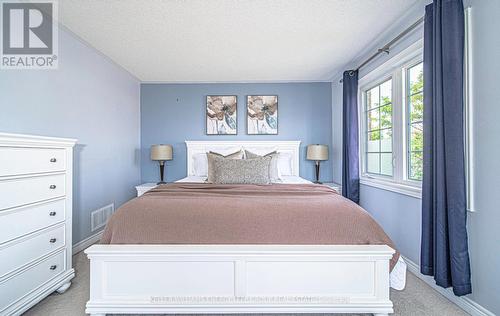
50;238;57;243
50;265;57;270
50;158;57;163
49;185;57;189
49;211;57;216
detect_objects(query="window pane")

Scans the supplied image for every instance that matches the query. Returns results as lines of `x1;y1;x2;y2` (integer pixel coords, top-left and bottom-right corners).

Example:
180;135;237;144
409;63;423;94
367;109;379;131
406;62;424;182
367;86;380;109
367;153;380;174
410;123;423;151
380;153;393;176
380;104;392;128
364;78;394;178
367;131;380;152
409;152;423;181
409;93;423;122
380;80;392;105
380;128;392;152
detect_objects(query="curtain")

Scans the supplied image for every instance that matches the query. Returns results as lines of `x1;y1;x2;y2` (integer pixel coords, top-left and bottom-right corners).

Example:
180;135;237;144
341;70;360;204
421;0;471;296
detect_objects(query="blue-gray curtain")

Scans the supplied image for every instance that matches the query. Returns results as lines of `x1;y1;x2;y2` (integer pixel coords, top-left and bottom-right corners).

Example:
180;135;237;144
421;0;471;296
342;70;360;204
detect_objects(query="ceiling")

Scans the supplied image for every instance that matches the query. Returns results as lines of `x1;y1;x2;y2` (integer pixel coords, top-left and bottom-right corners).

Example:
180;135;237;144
59;0;417;82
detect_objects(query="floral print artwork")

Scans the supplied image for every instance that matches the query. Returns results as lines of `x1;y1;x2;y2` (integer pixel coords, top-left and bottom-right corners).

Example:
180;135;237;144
206;96;237;135
247;95;278;134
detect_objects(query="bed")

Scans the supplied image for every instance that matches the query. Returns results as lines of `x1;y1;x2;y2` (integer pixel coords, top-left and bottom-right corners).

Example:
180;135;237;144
85;141;405;316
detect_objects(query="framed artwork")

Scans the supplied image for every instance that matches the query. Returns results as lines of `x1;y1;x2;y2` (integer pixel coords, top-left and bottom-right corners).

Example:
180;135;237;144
247;95;278;135
206;95;237;135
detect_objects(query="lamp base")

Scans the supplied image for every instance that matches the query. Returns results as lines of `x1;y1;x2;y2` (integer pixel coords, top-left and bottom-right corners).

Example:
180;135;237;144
314;161;322;184
157;162;167;185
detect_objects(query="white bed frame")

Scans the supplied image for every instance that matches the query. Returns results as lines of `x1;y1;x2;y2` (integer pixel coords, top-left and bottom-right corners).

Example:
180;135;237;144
85;141;395;316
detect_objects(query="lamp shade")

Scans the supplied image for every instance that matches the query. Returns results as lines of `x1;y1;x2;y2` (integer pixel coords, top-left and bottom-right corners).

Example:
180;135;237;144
306;144;328;161
150;144;173;161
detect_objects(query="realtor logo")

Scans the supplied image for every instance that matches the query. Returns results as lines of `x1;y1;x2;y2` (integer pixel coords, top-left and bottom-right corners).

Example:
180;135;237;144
1;1;58;69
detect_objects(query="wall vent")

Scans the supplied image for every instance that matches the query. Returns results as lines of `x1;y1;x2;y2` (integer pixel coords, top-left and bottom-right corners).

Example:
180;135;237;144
91;203;115;232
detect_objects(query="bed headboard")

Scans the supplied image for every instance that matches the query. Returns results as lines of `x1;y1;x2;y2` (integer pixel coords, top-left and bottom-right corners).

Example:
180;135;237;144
185;141;301;176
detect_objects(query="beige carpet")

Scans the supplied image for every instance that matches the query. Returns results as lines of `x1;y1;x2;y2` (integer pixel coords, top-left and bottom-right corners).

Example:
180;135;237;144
24;251;468;316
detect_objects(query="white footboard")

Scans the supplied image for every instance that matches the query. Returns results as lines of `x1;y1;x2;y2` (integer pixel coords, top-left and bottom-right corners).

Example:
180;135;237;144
85;244;394;315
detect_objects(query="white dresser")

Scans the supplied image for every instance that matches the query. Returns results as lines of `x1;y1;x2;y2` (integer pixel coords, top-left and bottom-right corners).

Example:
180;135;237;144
0;133;76;315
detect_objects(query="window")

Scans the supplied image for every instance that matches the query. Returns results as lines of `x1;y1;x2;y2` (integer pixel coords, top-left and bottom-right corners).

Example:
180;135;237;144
365;79;393;176
406;63;424;181
359;49;423;198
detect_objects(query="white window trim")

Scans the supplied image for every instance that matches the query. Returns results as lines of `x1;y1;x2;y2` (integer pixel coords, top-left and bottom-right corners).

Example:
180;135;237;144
358;40;423;199
360;177;422;199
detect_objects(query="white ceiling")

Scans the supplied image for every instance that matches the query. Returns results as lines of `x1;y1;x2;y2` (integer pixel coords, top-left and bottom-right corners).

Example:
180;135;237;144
59;0;417;82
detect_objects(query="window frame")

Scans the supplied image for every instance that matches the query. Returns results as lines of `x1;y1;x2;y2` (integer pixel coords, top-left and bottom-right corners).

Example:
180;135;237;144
358;41;423;198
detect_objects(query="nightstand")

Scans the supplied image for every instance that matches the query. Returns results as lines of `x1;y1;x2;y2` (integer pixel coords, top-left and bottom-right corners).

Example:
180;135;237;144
135;183;157;197
323;182;342;193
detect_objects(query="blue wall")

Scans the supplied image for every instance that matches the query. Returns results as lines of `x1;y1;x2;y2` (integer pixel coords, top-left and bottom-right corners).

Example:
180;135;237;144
0;27;141;245
332;1;500;314
359;186;422;263
141;83;332;183
330;1;426;264
461;0;500;313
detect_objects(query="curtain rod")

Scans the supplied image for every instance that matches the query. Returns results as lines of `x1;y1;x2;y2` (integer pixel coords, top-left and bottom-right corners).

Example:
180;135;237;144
340;16;424;83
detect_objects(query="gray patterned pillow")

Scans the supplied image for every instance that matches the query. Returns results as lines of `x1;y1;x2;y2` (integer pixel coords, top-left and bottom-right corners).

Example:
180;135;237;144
245;150;280;182
206;150;244;183
212;156;272;184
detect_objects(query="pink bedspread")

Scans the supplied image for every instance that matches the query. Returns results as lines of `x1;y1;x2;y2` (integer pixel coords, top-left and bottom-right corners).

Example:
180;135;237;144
101;183;399;269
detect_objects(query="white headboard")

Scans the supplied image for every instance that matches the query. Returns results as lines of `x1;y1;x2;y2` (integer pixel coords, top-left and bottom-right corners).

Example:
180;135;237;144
185;141;301;176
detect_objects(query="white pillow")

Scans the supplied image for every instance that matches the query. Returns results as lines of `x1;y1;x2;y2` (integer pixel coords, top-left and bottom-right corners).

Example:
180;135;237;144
192;147;243;176
193;153;208;176
277;152;293;176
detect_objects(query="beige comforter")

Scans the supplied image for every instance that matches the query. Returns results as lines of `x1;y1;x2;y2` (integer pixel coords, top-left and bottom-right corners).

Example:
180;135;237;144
101;183;399;270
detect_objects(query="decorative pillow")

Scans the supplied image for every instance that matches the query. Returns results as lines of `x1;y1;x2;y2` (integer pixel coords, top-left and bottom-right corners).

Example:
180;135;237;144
243;147;277;157
206;150;244;183
207;146;242;156
193;148;243;176
212;156;272;184
245;150;281;182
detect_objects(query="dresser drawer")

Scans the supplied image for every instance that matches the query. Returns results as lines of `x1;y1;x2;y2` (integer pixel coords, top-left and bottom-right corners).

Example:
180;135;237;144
0;251;65;313
0;174;65;210
0;199;65;244
0;147;66;177
0;225;65;279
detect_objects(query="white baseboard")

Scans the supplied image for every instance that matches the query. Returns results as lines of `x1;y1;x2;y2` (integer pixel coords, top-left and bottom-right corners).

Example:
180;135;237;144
402;255;494;316
72;230;103;254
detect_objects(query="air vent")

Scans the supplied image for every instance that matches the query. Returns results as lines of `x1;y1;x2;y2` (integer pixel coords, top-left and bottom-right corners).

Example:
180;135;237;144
91;203;115;232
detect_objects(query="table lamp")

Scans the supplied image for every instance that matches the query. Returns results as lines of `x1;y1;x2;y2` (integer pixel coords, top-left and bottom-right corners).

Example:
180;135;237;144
306;144;328;184
150;144;173;184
